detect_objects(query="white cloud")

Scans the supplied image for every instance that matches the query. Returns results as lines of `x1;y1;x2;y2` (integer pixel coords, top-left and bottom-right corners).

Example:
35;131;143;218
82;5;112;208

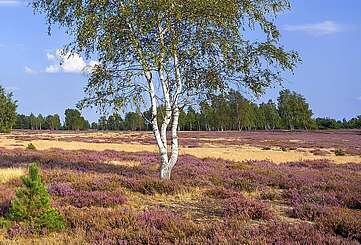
58;50;87;73
25;49;98;75
45;64;61;73
357;96;361;101
45;49;97;74
24;66;38;75
0;0;22;6
46;52;56;61
284;21;343;36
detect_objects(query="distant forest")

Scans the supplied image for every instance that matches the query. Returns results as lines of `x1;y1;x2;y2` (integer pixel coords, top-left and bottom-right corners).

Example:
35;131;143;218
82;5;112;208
15;89;361;131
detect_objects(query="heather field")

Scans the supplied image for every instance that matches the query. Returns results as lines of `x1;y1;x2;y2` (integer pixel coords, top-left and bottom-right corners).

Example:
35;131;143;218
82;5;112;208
0;130;361;244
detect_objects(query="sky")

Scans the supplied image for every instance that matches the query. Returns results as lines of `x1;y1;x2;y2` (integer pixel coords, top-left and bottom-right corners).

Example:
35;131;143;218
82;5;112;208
0;0;360;123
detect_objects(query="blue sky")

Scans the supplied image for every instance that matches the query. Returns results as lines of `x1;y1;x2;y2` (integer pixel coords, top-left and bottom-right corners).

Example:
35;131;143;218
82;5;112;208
0;0;360;123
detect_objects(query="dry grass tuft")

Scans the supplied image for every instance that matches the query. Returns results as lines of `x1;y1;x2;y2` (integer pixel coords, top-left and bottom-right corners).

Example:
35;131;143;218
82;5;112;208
106;160;141;167
0;230;85;245
0;168;24;184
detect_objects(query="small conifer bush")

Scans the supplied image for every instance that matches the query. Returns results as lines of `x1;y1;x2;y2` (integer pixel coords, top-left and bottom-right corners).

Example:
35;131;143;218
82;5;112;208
6;163;64;232
334;149;346;156
26;143;36;150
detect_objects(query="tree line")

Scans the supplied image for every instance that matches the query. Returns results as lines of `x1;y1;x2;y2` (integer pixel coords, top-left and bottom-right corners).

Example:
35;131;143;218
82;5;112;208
5;88;361;132
15;109;90;131
90;89;361;131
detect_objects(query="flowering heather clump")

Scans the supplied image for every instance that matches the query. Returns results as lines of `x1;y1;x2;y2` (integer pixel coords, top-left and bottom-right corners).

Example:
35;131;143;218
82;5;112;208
136;209;201;242
223;195;273;220
121;177;184;195
205;187;234;199
249;221;352;245
61;190;127;208
316;208;361;242
0;186;14;216
48;182;75;197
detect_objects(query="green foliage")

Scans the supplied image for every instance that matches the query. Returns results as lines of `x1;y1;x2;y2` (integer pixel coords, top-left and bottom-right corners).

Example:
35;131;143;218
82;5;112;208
45;114;61;130
0;85;17;133
124;112;145;131
0;217;11;229
334;149;346;156
33;0;299;114
64;108;89;130
26;143;37;151
278;89;313;130
16;113;61;130
6;163;65;232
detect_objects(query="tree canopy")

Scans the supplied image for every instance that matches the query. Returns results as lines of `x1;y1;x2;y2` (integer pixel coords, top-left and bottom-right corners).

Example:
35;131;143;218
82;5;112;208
33;0;300;179
0;85;17;133
64;109;90;130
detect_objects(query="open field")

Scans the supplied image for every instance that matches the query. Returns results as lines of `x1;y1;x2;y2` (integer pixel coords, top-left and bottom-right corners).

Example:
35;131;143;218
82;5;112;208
1;129;361;164
0;130;361;244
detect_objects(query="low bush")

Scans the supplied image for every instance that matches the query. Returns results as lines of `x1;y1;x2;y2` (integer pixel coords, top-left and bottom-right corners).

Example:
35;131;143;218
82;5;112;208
250;221;349;244
223;195;273;220
26;143;36;150
335;149;346;156
205;187;233;199
61;190;127;208
0;186;14;216
260;188;281;201
316;208;361;242
48;182;75;197
288;203;325;221
121;177;183;195
230;178;258;192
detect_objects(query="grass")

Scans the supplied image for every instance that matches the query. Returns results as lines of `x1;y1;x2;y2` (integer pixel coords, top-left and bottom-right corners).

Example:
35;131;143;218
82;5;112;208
0;168;24;184
106;160;141;167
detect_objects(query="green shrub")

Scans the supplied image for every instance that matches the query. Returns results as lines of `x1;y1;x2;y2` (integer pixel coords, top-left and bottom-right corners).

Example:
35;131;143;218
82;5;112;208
26;143;36;150
0;217;11;229
334;149;346;156
6;163;65;232
281;147;288;152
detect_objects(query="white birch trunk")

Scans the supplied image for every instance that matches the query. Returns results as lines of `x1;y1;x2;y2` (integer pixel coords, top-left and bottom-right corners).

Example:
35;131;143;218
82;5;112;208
160;48;183;179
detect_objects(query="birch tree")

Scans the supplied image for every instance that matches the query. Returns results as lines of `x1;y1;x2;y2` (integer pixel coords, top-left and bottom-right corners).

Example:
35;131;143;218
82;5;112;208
33;0;299;179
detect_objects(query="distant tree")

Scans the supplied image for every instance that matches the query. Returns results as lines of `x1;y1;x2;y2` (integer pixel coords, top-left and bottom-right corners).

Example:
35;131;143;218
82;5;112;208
91;122;98;130
97;116;108;130
347;116;361;129
0;85;17;133
124;112;144;131
210;95;231;131
316;117;342;129
107;113;124;131
45;114;61;130
34;0;299;179
37;114;45;130
16;114;31;129
64;109;83;130
178;109;187;131
29;113;36;130
200;101;213;131
260;100;281;130
51;114;61;130
80;117;90;130
185;107;197;131
278;89;313;130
